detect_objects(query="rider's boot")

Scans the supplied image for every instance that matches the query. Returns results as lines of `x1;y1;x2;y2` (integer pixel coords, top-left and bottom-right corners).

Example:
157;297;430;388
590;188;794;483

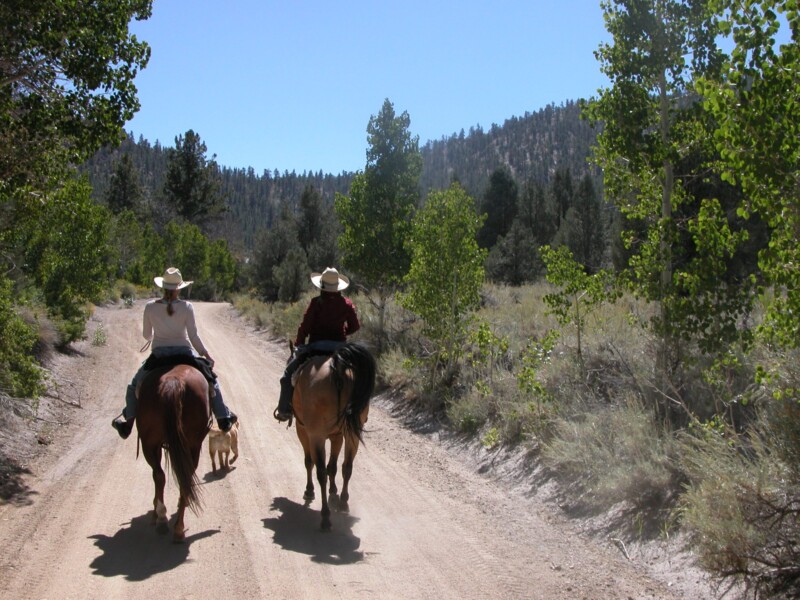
111;384;137;439
211;383;238;432
112;411;135;439
273;377;294;423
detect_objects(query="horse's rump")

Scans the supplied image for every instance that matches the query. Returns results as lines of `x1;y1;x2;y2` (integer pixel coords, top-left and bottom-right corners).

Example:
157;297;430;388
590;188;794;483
137;364;210;514
294;342;375;441
141;353;218;384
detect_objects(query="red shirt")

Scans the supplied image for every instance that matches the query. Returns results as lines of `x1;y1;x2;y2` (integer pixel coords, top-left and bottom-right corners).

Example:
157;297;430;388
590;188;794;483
295;292;360;345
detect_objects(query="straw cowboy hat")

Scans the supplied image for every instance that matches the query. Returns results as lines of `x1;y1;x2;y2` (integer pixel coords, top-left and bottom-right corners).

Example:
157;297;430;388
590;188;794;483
154;267;193;290
311;267;350;292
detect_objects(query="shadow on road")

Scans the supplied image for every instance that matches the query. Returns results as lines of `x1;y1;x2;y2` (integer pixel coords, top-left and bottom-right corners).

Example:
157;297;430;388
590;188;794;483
88;513;219;581
0;460;36;507
263;496;364;565
201;466;236;482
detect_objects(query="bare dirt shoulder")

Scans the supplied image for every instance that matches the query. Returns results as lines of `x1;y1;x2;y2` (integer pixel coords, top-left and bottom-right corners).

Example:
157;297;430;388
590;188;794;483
0;300;723;599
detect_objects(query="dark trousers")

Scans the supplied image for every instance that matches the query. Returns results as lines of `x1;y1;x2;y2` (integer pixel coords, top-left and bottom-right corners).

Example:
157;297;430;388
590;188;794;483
276;341;344;412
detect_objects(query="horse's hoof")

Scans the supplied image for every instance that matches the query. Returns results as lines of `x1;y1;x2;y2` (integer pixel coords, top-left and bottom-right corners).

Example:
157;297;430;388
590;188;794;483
172;530;186;543
303;491;314;501
321;520;332;532
156;522;169;535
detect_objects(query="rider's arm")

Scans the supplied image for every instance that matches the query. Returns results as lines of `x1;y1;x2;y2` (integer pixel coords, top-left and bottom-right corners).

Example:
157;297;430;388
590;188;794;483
142;302;154;342
294;297;319;346
184;302;210;358
344;299;360;337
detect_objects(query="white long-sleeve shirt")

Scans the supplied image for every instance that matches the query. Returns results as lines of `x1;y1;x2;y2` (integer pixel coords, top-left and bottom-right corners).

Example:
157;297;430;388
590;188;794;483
142;299;208;356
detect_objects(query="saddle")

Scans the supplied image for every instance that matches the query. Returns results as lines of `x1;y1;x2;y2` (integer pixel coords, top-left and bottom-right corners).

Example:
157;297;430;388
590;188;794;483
142;353;218;384
290;346;337;386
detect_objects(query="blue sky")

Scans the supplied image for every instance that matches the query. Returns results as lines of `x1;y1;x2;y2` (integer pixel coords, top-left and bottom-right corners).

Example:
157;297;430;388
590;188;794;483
127;1;610;175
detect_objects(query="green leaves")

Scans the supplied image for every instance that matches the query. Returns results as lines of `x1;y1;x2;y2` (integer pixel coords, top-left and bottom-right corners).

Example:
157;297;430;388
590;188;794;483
700;0;800;349
0;274;45;397
21;178;114;343
587;0;759;362
400;183;487;377
0;0;152;188
335;99;422;294
541;244;618;362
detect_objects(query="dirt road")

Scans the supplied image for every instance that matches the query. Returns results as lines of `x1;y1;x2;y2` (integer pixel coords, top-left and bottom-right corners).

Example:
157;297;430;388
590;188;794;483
0;301;707;599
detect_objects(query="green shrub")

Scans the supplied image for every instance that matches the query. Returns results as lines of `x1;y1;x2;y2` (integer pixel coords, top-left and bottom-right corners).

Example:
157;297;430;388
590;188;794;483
119;281;137;306
231;291;311;343
447;384;491;434
0;277;45;397
92;323;108;347
377;346;415;391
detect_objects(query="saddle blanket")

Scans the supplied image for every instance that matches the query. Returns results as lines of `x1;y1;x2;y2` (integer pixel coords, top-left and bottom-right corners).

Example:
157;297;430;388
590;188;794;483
142;353;218;383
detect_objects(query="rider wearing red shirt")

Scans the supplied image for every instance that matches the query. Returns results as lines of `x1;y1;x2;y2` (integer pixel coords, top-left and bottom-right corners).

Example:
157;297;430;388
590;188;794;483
273;267;360;422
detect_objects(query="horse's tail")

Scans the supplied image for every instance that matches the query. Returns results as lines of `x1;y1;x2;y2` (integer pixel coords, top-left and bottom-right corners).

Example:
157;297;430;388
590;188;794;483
162;376;203;514
332;342;376;443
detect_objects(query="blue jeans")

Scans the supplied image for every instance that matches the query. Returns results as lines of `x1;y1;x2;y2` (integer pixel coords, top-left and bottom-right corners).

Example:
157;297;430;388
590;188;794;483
123;346;232;420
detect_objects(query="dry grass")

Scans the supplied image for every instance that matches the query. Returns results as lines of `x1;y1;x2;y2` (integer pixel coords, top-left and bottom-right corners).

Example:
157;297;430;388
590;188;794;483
543;395;679;510
678;403;800;598
231;292;308;341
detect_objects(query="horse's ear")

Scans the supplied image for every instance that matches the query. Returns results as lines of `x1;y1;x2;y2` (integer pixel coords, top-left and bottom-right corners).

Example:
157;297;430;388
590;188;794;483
289;340;295;354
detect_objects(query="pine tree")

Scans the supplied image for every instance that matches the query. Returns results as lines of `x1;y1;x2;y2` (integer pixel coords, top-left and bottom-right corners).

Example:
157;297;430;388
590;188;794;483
105;154;144;215
252;206;300;301
477;167;518;249
297;184;338;269
163;130;226;229
571;174;606;271
549;168;574;231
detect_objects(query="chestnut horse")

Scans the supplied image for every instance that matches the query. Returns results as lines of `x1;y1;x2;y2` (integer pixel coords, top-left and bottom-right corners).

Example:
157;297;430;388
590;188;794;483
136;364;211;542
291;342;376;531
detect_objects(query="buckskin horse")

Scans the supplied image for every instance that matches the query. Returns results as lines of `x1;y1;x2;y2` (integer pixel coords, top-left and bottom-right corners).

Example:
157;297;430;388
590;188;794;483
135;363;211;542
290;342;376;531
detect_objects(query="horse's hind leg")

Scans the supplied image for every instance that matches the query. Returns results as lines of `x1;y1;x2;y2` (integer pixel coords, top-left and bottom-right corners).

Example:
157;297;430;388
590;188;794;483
143;445;168;531
327;433;344;506
173;497;187;543
339;434;361;513
312;441;331;531
296;425;314;503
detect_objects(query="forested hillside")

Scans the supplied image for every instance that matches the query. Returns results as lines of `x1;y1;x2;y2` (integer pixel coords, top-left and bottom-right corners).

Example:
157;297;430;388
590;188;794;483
82;100;599;253
420;100;598;193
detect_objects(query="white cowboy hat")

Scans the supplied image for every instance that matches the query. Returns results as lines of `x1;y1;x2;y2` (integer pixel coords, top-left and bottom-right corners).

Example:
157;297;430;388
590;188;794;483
154;267;193;290
311;267;350;291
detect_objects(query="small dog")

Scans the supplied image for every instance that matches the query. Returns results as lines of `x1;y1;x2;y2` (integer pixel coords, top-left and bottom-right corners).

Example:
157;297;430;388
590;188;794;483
208;420;239;473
